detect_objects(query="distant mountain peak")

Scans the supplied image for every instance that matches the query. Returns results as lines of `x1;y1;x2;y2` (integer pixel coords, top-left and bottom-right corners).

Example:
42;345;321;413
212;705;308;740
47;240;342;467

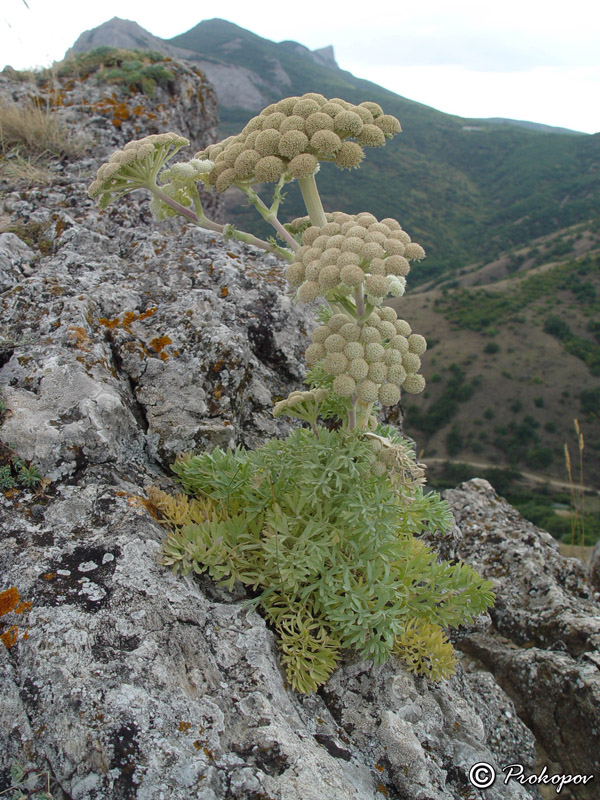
313;45;337;68
67;17;171;58
278;40;338;69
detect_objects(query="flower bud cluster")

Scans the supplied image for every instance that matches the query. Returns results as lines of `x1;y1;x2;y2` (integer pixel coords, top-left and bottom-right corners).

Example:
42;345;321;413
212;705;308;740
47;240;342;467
149;158;216;220
272;388;329;422
88;133;192;208
305;304;427;403
286;211;426;304
364;433;427;487
194;94;402;190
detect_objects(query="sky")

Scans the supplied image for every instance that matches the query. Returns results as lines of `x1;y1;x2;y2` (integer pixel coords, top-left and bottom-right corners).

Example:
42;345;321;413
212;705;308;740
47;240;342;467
2;0;599;134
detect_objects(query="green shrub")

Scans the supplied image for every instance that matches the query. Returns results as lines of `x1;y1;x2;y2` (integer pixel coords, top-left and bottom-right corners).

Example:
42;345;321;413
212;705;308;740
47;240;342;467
580;388;600;418
446;424;464;456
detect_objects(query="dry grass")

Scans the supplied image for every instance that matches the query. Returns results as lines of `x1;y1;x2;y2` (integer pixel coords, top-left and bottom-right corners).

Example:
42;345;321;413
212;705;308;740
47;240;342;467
0;97;92;186
0;151;55;185
0;98;88;159
558;542;593;564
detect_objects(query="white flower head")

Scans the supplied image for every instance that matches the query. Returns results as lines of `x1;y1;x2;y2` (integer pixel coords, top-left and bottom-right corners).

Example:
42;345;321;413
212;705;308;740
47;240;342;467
88;132;190;205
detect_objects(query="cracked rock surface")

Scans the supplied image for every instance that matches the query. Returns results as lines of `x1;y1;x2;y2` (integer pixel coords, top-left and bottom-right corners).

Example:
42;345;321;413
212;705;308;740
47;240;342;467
439;479;600;800
0;63;597;800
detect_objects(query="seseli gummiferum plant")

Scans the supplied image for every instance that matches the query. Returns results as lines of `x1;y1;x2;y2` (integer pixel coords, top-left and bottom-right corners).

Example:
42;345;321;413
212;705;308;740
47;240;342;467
89;92;495;693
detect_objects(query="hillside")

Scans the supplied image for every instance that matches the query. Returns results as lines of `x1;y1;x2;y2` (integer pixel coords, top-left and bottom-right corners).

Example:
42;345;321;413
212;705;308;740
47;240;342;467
386;219;600;537
55;23;600;530
65;17;600;278
167;19;600;277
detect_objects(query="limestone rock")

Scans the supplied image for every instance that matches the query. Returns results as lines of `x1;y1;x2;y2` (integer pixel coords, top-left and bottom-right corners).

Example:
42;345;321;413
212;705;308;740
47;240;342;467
1;64;593;800
590;539;600;591
439;479;600;800
0;55;222;222
0;232;36;292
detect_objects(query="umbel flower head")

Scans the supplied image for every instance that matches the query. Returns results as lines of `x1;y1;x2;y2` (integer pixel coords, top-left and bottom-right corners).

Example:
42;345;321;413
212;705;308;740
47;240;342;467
194;93;402;190
288;211;428;401
305;304;427;402
286;211;425;305
88;133;196;208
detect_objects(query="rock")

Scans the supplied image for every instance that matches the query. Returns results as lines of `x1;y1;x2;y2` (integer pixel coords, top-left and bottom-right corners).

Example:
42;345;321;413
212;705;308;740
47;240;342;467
0;63;593;800
0;478;537;800
439;479;600;800
0;56;222;222
0;232;36;291
67;17;174;59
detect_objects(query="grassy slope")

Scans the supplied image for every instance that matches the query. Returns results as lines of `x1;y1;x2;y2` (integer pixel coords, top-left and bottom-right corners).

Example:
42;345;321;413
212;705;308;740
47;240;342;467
388;221;600;485
169;19;600;275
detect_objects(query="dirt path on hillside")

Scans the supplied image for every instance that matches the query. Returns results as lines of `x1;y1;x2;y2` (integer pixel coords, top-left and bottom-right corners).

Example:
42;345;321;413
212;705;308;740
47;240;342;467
423;457;600;495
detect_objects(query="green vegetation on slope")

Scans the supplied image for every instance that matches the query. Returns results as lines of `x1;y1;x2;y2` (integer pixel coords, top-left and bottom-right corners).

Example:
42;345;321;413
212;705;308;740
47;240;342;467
434;252;600;374
168;19;600;276
426;461;600;546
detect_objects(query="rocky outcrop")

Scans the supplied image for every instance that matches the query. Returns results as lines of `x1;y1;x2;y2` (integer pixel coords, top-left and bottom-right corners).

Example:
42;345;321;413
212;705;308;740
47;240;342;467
1;67;599;800
67;17;339;115
438;480;600;800
0;54;222;222
590;540;600;592
66;17;174;59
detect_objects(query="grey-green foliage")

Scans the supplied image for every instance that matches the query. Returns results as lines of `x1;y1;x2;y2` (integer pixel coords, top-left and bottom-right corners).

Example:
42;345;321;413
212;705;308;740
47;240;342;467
17;463;42;488
0;450;43;490
0;464;15;489
6;761;53;800
159;426;494;692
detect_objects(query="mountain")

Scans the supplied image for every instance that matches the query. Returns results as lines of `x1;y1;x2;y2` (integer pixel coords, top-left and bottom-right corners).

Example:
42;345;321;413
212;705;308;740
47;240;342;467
67;17;173;57
480;118;583;135
69;17;599;278
61;19;600;514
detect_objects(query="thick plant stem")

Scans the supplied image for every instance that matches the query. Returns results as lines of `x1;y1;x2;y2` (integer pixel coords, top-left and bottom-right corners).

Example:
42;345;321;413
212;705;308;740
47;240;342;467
239;186;298;250
356;400;373;430
354;286;366;318
347;400;357;431
298;175;327;228
152;187;292;261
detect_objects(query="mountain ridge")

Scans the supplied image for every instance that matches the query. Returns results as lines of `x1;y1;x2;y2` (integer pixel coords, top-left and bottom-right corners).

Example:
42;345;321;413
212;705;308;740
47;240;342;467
22;26;599;532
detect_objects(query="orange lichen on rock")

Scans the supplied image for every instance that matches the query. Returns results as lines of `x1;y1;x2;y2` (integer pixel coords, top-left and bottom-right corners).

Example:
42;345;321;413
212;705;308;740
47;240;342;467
68;326;92;351
149;335;172;354
0;625;19;649
15;600;33;615
0;587;32;650
0;586;20;616
92;95;131;128
99;307;158;333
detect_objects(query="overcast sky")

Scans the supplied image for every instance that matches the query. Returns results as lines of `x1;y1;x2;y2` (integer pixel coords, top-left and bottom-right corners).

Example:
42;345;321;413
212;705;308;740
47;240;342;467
2;0;599;133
